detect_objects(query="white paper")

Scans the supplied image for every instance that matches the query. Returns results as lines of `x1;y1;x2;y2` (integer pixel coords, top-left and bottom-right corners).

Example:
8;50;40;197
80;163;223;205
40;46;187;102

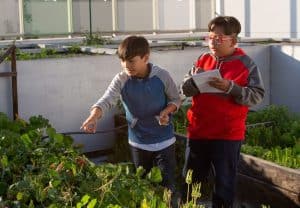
192;69;223;93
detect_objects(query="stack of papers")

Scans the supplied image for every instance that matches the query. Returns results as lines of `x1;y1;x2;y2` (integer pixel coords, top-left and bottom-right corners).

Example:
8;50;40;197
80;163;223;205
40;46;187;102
192;69;223;93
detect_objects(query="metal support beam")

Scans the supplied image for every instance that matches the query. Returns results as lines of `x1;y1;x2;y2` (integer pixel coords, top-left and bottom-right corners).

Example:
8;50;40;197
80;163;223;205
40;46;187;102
89;0;92;37
152;0;158;34
0;45;18;120
189;0;196;32
112;0;118;35
67;0;73;38
19;0;24;40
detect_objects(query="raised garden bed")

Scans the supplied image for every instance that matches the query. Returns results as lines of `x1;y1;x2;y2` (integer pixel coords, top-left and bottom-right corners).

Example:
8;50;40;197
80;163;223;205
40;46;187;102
237;153;300;208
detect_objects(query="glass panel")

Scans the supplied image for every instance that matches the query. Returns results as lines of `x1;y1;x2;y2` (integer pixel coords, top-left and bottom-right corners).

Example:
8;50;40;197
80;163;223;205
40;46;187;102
117;0;152;31
72;0;113;33
23;0;69;35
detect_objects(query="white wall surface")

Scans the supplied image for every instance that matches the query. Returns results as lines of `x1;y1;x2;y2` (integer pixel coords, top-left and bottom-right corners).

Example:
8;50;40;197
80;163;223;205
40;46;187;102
270;45;300;113
0;44;274;152
220;0;300;38
0;62;13;117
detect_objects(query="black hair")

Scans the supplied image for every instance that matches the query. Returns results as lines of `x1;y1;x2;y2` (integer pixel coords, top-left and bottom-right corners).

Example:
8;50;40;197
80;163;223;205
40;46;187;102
208;16;241;37
117;36;150;61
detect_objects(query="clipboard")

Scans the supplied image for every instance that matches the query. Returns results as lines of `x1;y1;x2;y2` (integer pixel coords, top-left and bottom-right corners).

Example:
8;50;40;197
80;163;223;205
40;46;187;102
192;69;223;93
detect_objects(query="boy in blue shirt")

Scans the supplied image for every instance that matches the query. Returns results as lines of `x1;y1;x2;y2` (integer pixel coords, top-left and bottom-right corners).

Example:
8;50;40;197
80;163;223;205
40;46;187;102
81;36;181;199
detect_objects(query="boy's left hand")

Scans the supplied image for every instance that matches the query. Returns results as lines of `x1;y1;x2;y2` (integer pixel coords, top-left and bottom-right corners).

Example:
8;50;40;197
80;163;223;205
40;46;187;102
208;77;231;92
158;111;170;126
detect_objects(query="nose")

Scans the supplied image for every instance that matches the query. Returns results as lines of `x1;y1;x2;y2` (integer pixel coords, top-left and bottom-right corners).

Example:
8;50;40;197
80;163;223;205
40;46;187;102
210;38;219;45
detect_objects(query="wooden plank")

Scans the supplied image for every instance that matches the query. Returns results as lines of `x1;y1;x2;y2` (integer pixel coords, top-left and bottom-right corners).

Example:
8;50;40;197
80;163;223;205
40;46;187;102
0;72;17;77
236;173;299;208
239;154;300;194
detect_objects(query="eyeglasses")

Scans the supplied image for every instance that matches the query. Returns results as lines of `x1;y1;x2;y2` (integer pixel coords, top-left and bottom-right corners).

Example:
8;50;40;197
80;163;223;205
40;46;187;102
205;35;233;44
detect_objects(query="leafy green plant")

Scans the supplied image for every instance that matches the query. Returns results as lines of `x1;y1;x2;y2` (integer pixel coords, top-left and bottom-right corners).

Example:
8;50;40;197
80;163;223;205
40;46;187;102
84;33;111;46
173;104;190;135
68;45;82;54
241;144;300;168
246;105;300;148
0;112;169;207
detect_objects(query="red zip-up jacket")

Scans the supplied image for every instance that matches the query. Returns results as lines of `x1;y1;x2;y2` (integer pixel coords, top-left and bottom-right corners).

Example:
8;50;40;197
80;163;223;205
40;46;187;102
181;48;265;140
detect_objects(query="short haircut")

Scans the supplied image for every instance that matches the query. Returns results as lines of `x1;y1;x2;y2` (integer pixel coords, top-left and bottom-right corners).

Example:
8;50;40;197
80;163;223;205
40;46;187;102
117;36;150;61
208;16;241;37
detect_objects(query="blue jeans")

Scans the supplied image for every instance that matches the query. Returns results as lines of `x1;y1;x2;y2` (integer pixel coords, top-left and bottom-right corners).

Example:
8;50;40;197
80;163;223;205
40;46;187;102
182;139;241;208
130;144;176;193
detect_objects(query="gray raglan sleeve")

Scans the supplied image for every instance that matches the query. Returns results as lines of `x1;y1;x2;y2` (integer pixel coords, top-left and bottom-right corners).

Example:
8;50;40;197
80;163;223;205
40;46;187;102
92;73;127;114
180;66;200;97
158;69;181;110
229;57;265;107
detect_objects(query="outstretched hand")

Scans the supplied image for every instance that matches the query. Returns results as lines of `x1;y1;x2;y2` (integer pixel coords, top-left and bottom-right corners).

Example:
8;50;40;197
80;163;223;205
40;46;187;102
80;116;97;133
80;107;102;133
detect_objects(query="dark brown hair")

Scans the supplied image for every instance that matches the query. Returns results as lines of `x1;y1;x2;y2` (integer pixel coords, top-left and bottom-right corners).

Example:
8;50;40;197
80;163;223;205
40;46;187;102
117;36;150;61
208;16;241;37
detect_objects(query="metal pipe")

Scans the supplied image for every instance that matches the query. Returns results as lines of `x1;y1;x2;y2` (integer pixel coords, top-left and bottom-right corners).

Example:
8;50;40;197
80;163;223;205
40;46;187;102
11;46;18;120
67;0;73;38
89;0;92;37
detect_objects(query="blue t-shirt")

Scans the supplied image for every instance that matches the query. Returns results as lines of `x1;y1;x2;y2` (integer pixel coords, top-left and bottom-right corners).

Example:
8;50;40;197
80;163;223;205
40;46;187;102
93;63;181;147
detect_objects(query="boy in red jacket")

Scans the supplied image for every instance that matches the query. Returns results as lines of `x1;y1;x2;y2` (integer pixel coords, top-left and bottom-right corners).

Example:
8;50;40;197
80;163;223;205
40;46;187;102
180;16;265;208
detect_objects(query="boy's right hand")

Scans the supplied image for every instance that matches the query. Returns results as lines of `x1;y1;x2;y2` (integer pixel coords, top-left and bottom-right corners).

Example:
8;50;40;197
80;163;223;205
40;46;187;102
81;117;97;133
80;107;102;133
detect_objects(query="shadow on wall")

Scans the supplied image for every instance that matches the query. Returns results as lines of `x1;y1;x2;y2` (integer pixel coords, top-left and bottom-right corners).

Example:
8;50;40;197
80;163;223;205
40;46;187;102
270;45;300;113
236;154;300;208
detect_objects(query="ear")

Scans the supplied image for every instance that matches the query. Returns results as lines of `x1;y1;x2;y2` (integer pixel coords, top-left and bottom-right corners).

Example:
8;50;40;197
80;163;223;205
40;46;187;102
143;53;150;63
231;37;238;47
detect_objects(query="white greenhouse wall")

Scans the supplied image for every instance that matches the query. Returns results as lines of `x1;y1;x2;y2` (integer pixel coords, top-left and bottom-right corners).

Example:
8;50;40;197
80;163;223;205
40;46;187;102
0;0;300;38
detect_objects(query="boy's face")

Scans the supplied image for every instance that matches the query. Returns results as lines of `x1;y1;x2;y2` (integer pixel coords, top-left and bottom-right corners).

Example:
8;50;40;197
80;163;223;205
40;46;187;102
207;26;236;57
121;54;149;78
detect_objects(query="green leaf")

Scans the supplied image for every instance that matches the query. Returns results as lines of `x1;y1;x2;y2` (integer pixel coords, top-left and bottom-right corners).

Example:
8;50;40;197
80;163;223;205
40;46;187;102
87;199;97;208
53;133;64;144
0;155;8;168
21;133;32;147
28;200;35;208
76;202;83;208
136;166;145;178
46;127;56;139
147;167;162;183
81;194;90;205
51;180;61;188
17;192;23;200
